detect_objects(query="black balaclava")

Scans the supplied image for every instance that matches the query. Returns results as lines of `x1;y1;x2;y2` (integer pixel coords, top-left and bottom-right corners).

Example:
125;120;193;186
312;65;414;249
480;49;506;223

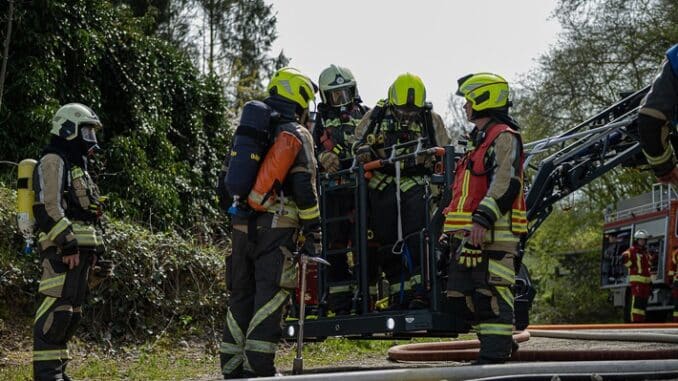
44;130;88;168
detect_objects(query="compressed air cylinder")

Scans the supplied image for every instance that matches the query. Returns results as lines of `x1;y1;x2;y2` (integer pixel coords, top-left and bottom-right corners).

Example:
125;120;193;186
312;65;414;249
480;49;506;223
16;159;37;238
225;100;274;199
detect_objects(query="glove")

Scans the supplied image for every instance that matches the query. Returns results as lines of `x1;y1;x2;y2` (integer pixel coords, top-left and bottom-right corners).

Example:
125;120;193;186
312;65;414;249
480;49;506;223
457;241;483;268
61;240;79;256
353;143;373;164
318;151;340;173
88;259;115;289
302;228;322;257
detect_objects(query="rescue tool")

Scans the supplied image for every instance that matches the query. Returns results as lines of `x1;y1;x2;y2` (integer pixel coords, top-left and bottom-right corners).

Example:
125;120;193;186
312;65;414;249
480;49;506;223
293;250;330;375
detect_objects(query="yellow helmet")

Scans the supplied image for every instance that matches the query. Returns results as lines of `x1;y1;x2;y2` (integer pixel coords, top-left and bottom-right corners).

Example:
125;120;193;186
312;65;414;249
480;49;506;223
456;72;510;112
387;73;426;109
267;67;317;109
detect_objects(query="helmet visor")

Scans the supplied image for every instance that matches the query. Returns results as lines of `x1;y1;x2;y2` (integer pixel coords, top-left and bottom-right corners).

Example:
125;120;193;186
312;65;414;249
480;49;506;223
80;125;98;144
326;87;354;107
393;105;421;122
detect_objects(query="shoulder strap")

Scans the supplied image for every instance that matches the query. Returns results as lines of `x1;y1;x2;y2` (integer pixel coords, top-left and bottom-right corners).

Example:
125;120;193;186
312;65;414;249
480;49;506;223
422;104;438;147
360;100;386;143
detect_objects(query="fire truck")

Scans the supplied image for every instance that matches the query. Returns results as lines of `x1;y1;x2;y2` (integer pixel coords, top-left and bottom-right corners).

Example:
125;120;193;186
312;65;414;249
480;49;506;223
602;183;677;321
284;84;669;340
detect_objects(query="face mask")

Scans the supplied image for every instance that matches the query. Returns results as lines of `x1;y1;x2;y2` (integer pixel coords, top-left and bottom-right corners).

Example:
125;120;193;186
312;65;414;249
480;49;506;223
79;125;100;156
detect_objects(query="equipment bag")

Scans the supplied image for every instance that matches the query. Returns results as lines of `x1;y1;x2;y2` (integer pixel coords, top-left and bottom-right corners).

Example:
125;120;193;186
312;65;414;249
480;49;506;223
223;100;278;200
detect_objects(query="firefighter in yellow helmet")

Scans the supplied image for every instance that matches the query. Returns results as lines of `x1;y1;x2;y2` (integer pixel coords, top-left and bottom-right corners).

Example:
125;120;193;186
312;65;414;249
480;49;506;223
314;65;369;314
33;103;112;381
443;73;527;364
354;73;450;310
219;67;321;378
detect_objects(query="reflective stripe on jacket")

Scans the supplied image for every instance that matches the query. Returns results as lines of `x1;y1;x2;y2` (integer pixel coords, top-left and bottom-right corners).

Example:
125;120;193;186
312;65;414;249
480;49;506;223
443;123;527;244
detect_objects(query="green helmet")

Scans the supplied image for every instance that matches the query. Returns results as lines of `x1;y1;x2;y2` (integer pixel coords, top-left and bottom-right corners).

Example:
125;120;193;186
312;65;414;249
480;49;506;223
50;103;102;140
456;72;510;112
388;73;426;109
318;65;358;107
267;67;317;109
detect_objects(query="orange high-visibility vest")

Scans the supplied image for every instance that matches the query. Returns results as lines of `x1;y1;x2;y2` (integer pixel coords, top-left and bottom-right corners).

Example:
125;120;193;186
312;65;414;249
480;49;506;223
443;123;527;237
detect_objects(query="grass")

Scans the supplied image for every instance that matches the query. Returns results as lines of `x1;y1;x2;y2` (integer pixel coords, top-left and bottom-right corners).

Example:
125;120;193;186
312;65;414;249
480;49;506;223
0;337;220;381
0;334;476;380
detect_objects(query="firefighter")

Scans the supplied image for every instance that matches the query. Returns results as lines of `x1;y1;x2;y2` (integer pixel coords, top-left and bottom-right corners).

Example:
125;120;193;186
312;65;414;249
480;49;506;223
622;229;652;323
354;72;450;309
219;67;321;379
314;65;368;314
33;103;111;381
670;248;678;322
443;73;528;365
637;43;678;185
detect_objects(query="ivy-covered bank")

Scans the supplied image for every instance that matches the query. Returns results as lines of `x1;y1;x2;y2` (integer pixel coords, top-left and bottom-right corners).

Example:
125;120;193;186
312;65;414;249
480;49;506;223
0;186;228;341
0;0;232;233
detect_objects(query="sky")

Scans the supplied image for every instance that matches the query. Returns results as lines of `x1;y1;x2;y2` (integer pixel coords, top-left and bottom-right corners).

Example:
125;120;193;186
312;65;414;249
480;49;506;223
266;0;562;118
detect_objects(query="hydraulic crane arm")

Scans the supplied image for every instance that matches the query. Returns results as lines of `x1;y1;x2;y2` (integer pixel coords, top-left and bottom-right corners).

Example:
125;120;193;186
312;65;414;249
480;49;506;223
524;86;651;238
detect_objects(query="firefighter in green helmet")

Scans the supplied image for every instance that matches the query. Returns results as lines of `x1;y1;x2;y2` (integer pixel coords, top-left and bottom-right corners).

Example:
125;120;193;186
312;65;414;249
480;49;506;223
354;72;450;310
32;103;113;381
314;64;369;314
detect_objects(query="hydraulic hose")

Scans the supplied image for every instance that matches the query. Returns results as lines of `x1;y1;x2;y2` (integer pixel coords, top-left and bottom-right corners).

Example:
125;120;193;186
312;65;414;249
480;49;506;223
261;360;678;381
387;324;678;362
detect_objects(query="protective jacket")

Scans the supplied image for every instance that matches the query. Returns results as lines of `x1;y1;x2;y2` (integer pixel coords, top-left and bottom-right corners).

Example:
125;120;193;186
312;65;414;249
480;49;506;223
622;243;652;284
622;242;652;322
638;44;678;176
443;122;527;253
315;101;367;163
355;103;451;192
33;146;103;254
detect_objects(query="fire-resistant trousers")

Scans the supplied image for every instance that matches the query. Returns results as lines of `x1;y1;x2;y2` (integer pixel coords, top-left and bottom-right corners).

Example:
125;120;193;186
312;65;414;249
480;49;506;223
629;282;651;323
220;226;297;379
447;249;516;362
33;247;92;381
368;183;427;306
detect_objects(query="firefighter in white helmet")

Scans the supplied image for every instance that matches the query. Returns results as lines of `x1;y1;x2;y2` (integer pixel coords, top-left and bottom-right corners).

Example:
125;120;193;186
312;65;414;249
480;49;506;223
32;103;113;381
622;229;652;323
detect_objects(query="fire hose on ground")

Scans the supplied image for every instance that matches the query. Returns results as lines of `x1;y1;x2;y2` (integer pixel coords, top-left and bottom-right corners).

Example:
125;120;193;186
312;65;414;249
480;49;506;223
387;323;678;362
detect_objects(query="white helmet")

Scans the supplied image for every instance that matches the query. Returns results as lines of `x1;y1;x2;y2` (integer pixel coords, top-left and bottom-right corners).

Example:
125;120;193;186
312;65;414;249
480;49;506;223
50;103;102;141
634;229;649;240
318;65;358;107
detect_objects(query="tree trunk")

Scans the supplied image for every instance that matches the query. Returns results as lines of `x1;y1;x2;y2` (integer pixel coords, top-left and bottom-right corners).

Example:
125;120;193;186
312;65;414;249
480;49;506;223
0;0;15;112
208;0;214;74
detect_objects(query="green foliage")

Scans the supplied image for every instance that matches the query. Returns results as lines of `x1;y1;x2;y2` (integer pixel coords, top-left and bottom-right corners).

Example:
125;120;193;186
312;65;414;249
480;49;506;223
0;186;227;340
512;0;678;322
0;187;39;318
525;207;621;323
0;0;232;232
